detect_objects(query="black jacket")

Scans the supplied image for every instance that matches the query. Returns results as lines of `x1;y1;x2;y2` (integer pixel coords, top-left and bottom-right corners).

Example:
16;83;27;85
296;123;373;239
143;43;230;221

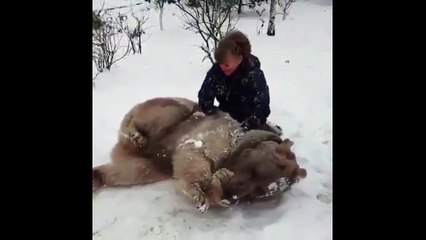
198;55;271;130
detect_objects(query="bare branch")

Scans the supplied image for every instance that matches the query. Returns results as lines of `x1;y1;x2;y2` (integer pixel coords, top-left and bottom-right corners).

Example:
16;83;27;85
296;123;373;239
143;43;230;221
93;71;100;85
278;0;296;20
103;2;144;12
174;0;239;64
92;9;133;71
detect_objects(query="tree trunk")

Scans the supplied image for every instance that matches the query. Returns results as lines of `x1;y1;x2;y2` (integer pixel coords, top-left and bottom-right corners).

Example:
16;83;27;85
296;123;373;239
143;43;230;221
159;6;164;31
267;0;276;36
237;0;243;14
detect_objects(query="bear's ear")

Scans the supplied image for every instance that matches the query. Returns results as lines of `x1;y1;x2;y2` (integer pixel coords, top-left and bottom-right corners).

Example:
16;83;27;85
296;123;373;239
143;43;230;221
282;138;294;147
298;168;307;178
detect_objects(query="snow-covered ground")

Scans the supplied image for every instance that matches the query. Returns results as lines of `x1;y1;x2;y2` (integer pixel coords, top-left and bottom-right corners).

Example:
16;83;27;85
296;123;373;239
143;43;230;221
93;0;332;239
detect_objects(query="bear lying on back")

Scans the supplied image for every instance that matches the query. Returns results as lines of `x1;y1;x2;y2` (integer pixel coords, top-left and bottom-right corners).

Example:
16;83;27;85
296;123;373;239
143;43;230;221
93;97;307;212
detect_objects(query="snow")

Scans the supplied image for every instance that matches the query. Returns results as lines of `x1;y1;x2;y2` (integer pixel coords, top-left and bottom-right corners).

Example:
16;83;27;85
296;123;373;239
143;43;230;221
180;139;203;148
93;0;332;239
257;177;292;199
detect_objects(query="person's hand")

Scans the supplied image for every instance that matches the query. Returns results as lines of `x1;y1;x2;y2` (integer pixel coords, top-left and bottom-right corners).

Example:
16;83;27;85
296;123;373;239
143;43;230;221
241;115;261;130
205;107;218;116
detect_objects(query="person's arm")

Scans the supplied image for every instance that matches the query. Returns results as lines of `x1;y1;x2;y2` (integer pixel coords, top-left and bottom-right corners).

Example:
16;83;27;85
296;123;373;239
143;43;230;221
197;71;218;115
242;69;271;129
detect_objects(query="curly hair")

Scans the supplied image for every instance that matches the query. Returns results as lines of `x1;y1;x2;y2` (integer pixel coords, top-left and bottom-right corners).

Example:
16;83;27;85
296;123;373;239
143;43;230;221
214;30;252;63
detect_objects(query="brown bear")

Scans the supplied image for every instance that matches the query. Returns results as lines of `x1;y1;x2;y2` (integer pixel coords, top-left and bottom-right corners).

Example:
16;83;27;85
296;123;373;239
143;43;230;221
93;97;307;212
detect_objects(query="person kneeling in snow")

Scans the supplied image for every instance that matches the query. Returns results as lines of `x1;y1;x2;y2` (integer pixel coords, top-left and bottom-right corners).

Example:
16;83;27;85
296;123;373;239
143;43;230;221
197;30;282;136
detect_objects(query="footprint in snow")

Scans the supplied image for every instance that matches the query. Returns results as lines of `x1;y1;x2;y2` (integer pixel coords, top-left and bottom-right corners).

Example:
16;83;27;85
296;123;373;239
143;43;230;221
316;192;332;204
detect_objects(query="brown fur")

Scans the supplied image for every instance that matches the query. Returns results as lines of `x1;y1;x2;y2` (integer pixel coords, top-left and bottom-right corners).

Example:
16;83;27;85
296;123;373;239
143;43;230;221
119;97;201;148
93;97;307;211
221;137;307;202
